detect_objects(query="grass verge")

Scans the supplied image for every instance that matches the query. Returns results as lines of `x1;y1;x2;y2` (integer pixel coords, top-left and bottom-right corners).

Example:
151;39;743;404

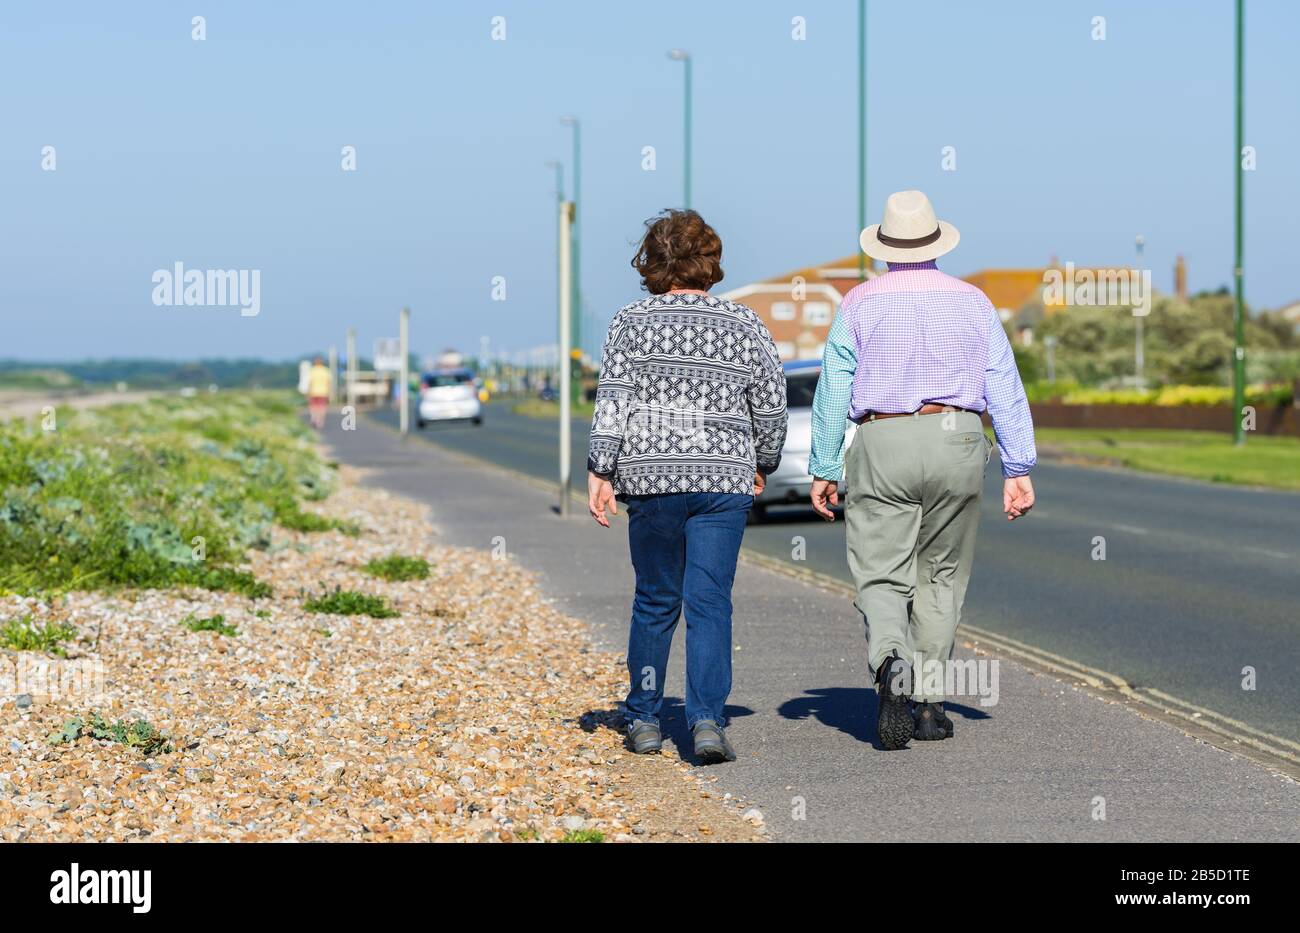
1035;427;1300;490
510;398;595;420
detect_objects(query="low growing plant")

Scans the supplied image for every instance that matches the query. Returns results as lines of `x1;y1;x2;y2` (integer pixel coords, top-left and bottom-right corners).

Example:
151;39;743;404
558;829;605;844
47;712;174;756
303;588;398;618
180;613;239;637
363;554;430;581
0;617;78;656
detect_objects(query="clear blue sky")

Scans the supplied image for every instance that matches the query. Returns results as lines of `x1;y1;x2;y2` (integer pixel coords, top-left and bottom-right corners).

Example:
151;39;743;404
2;0;1296;363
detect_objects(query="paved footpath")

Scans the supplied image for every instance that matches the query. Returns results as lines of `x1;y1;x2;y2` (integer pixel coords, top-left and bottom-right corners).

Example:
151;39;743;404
325;417;1299;842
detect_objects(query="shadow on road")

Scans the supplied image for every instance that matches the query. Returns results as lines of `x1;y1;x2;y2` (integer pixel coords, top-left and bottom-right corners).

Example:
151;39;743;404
778;687;992;750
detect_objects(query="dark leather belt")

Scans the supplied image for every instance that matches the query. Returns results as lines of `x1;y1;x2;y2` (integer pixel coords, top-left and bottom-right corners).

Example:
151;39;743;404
853;403;978;425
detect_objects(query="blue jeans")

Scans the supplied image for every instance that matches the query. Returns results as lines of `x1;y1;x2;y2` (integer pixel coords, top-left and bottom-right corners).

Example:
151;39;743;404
623;492;752;729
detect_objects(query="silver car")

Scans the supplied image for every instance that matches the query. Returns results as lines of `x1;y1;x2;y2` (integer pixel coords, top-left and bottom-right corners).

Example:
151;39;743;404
416;368;483;427
753;360;856;521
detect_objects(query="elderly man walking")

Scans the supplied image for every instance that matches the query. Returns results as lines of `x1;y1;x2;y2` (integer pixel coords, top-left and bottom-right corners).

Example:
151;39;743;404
809;190;1037;750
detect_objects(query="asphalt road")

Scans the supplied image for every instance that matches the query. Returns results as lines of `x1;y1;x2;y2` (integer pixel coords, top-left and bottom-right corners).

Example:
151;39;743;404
334;411;1299;841
375;400;1299;745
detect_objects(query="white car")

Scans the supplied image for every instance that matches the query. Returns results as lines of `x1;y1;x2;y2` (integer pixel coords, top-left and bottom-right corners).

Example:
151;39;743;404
753;360;856;521
417;369;482;427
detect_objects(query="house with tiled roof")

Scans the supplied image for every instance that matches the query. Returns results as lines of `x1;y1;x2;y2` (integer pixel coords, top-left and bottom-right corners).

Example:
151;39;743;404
719;254;877;361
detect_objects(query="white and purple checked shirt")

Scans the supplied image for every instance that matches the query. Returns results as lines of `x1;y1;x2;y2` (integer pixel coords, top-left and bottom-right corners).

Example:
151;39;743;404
809;260;1037;481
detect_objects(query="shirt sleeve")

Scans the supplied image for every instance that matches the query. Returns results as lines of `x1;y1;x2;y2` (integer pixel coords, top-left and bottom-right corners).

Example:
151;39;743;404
809;311;857;482
747;319;788;476
984;305;1037;478
586;311;635;479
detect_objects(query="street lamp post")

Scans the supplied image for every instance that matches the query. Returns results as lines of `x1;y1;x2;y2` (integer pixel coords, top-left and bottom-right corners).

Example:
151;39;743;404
558;200;575;515
668;49;692;210
1232;0;1246;446
399;307;410;436
546;159;565;399
559;117;582;403
1134;234;1145;387
857;0;867;280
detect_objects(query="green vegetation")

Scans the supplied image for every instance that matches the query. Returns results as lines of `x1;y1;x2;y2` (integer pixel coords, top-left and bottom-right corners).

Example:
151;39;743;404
275;502;360;536
0;391;339;596
0;358;302;390
0;368;77;390
1013;289;1297;391
180;613;239;637
47;712;174;756
0;617;78;656
558;829;605;843
511;398;596;420
1036;428;1300;490
303;589;398;618
1023;381;1293;408
363;554;430;581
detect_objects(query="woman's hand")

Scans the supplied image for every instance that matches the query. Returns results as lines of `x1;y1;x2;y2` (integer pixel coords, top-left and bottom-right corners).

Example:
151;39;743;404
753;471;766;496
588;471;617;527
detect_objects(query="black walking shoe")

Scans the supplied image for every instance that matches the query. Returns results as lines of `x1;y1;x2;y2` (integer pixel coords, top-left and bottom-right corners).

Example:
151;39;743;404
875;651;914;750
691;720;737;764
913;701;954;741
626;720;663;755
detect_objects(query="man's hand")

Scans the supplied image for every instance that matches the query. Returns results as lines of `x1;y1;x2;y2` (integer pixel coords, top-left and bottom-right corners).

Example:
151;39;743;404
1003;475;1035;521
753;471;766;496
588;471;617;527
810;478;839;521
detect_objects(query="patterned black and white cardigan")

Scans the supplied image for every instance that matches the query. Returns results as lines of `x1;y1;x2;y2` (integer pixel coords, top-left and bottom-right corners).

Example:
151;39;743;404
587;293;788;496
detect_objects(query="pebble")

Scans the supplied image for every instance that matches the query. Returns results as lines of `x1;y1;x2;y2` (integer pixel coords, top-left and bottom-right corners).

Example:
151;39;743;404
0;466;760;844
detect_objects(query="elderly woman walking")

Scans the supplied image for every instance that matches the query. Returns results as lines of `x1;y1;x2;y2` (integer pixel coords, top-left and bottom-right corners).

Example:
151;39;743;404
586;209;788;764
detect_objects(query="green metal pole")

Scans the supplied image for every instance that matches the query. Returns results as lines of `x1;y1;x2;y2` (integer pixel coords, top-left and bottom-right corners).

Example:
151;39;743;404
857;0;867;280
571;121;582;405
550;161;564;401
1233;0;1246;446
684;55;693;210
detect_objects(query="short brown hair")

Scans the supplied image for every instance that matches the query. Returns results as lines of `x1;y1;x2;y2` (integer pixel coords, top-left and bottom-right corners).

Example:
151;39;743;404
631;209;724;294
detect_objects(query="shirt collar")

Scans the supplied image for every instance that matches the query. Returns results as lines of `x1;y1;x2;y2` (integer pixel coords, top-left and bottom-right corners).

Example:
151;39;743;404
885;260;939;272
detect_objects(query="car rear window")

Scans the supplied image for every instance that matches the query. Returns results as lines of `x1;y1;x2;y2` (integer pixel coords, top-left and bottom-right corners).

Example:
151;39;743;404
786;372;819;408
425;372;473;387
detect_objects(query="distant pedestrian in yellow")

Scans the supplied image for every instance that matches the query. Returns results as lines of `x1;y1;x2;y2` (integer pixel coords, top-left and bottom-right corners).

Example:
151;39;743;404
306;358;332;429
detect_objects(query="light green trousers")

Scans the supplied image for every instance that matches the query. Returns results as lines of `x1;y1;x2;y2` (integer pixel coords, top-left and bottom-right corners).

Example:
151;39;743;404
845;411;990;702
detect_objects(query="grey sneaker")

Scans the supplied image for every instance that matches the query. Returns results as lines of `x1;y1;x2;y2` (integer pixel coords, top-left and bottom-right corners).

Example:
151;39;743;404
691;720;736;764
626;719;662;754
